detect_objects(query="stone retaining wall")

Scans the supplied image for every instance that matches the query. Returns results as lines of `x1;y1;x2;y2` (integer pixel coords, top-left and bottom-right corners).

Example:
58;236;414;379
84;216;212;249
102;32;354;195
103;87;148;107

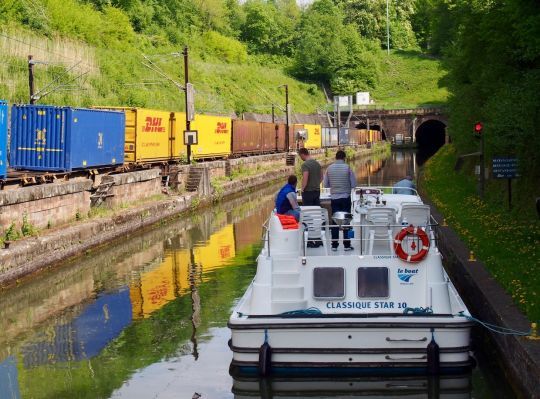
0;180;92;230
105;168;162;207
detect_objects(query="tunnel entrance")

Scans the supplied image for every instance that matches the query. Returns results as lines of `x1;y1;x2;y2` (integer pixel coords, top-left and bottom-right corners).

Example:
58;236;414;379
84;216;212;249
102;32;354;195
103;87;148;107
415;120;446;165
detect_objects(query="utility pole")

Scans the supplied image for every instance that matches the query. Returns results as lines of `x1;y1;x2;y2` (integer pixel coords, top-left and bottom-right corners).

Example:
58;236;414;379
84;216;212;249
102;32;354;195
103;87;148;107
284;85;290;151
271;104;275;123
183;46;191;164
28;55;36;104
336;97;341;146
386;0;390;55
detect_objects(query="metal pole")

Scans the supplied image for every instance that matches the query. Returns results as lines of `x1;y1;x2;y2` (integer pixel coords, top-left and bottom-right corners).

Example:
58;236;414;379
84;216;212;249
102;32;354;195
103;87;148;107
28;55;36;104
386;0;390;55
183;46;191;164
271;104;275;123
337;98;341;146
285;85;290;151
508;178;512;210
479;132;485;198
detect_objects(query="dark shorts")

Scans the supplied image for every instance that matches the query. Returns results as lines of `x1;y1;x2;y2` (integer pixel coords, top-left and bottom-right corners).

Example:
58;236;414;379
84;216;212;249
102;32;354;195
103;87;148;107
302;190;321;206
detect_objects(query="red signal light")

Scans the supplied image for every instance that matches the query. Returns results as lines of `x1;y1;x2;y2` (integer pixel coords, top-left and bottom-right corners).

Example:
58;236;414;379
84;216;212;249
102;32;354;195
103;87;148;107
474;122;483;133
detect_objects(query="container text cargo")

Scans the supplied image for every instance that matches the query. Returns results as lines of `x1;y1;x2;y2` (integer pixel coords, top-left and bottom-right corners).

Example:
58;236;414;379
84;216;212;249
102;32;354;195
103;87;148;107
179;114;232;159
0;101;7;179
10;105;125;172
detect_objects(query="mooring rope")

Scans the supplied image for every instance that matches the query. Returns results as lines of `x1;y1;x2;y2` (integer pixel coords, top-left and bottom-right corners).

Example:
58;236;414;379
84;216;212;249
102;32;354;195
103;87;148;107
456;311;530;336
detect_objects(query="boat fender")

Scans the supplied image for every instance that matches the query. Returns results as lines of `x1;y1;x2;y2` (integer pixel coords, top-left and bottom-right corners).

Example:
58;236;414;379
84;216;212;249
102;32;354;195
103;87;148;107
259;329;272;377
427;328;440;375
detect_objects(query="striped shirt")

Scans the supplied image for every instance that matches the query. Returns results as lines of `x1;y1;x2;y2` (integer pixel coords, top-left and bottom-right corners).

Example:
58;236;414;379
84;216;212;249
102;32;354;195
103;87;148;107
323;160;357;199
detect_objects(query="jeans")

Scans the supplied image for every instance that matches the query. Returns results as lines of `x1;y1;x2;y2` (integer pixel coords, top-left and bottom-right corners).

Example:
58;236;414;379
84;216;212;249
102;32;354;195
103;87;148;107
302;190;320;206
285;209;300;221
330;196;352;248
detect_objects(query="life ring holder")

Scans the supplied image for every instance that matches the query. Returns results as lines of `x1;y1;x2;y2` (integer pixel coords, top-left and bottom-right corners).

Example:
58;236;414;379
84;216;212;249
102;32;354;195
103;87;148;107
394;225;430;263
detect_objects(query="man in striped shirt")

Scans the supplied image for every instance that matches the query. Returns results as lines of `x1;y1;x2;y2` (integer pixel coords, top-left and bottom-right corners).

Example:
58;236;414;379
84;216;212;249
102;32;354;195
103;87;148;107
323;150;357;251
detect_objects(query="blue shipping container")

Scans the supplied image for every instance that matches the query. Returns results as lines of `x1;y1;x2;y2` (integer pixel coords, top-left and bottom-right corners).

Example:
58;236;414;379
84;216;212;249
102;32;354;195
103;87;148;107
10;105;125;171
338;128;350;145
0;101;7;179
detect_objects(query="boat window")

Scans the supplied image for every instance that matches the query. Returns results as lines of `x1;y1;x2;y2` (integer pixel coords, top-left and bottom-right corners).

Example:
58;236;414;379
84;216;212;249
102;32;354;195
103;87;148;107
357;267;389;298
313;267;345;298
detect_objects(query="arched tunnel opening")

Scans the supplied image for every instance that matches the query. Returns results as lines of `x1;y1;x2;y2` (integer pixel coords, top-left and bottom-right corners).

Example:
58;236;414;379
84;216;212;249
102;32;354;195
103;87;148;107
415;120;446;165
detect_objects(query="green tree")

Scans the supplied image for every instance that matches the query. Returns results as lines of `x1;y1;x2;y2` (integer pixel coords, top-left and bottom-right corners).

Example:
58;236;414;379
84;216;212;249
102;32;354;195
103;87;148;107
293;0;379;94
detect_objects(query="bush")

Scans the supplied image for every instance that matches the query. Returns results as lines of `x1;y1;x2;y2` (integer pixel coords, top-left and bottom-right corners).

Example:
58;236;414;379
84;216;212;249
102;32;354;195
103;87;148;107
203;31;247;64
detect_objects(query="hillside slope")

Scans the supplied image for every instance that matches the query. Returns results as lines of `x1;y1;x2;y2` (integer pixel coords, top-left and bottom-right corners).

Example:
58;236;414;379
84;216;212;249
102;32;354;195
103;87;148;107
0;0;447;114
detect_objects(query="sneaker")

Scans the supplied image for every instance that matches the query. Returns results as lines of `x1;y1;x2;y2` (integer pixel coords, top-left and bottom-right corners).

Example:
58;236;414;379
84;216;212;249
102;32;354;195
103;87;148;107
344;247;354;252
331;247;338;252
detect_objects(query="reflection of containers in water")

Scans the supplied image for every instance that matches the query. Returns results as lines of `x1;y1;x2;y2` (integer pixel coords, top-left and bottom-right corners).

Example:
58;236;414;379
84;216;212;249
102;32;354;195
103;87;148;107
193;224;236;275
234;210;269;252
0;101;7;179
22;288;132;367
0;356;20;399
302;124;322;149
232;120;262;154
10;105;125;171
322;127;338;147
130;256;178;319
95;107;173;163
176;114;232;159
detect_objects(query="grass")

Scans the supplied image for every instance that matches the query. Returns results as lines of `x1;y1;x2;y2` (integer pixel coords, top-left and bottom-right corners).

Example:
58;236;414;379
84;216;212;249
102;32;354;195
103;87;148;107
421;145;540;322
0;26;325;115
368;50;448;109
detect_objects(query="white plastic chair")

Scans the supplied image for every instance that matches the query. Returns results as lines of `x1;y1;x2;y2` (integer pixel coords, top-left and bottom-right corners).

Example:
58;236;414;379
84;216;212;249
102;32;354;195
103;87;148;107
366;207;396;255
300;206;329;255
400;204;430;227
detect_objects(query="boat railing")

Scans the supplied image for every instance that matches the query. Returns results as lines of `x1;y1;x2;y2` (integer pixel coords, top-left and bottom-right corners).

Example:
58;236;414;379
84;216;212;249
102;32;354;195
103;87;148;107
261;215;440;257
299;214;440;256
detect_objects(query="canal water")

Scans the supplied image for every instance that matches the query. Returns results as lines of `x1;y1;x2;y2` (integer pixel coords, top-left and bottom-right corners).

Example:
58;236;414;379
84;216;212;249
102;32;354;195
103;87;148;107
0;151;515;399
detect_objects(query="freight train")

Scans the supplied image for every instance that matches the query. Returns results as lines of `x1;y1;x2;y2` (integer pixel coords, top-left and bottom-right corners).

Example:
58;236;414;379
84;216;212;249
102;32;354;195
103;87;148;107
0;102;384;182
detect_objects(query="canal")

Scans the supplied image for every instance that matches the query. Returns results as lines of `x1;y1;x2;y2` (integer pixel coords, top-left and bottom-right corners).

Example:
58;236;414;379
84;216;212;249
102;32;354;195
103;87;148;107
0;150;515;398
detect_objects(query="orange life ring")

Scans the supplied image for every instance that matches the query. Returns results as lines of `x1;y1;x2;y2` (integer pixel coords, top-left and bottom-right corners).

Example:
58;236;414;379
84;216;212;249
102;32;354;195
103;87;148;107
394;225;430;263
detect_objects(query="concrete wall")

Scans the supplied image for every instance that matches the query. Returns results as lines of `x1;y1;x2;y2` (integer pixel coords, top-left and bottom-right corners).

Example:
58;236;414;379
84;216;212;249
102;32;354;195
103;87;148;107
105;168;162;207
0;180;92;230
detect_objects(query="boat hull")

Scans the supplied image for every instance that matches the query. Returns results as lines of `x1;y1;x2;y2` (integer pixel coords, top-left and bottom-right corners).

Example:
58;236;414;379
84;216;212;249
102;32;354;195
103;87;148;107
229;317;473;376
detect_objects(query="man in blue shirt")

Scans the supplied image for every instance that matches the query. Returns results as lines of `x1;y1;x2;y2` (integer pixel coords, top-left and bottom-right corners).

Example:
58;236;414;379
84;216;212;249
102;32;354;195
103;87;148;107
275;175;301;221
393;176;416;195
323;150;357;251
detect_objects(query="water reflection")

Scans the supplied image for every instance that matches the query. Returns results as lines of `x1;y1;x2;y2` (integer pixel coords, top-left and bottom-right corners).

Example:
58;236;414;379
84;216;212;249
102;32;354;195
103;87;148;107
231;374;472;398
0;150;514;399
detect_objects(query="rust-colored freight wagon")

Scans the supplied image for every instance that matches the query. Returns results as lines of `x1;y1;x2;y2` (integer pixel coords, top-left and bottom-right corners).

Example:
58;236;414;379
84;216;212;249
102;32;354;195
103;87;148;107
261;122;280;152
276;124;295;152
232;120;262;154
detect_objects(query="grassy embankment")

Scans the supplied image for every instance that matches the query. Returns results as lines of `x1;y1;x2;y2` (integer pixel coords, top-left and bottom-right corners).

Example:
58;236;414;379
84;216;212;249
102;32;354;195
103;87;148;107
422;145;540;322
368;50;448;109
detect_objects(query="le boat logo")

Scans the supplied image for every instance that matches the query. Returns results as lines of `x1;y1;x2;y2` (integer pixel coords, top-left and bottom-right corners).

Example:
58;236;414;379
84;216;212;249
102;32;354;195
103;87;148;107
398;268;418;283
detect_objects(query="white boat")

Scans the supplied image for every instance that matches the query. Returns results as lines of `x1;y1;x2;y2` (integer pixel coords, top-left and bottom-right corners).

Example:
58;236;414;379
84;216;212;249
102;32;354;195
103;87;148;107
229;187;473;376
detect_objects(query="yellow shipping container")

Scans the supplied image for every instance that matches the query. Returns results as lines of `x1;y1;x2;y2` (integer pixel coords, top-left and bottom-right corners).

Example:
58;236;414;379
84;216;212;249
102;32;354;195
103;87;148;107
303;124;322;149
94;107;173;163
173;113;232;159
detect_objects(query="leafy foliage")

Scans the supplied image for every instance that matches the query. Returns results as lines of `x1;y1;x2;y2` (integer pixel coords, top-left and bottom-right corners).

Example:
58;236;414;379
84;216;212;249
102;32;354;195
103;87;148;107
292;0;379;94
415;0;540;188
